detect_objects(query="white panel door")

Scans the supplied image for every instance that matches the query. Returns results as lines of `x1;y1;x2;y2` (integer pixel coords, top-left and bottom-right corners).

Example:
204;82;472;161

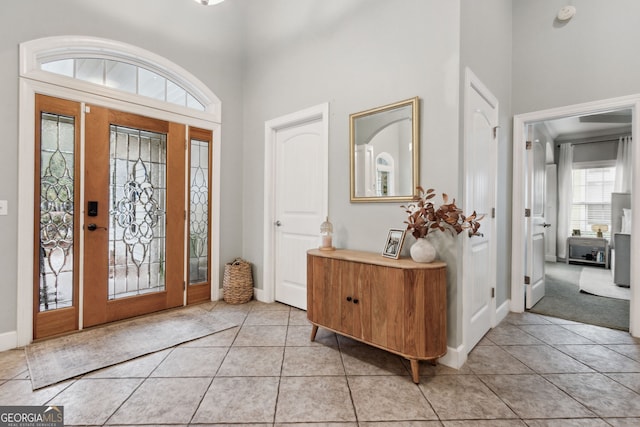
463;70;498;352
525;135;546;309
274;119;325;309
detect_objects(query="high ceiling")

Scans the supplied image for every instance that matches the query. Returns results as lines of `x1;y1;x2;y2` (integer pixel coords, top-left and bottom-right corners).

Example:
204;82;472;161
544;109;632;141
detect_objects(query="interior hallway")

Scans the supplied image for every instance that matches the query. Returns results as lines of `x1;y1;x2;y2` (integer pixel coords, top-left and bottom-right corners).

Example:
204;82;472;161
1;301;640;426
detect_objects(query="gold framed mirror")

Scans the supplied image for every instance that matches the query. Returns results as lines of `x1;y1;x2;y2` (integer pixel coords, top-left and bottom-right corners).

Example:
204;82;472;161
350;96;419;202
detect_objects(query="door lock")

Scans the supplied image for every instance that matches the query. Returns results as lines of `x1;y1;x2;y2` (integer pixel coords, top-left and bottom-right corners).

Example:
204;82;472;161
274;220;282;227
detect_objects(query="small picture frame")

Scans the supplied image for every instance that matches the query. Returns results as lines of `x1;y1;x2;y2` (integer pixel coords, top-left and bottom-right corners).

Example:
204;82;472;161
382;228;406;259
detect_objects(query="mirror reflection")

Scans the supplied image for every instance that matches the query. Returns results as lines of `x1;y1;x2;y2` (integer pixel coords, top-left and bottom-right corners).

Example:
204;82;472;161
350;97;419;202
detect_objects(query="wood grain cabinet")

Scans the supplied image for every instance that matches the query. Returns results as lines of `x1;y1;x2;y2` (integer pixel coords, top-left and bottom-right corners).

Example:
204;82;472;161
307;249;447;383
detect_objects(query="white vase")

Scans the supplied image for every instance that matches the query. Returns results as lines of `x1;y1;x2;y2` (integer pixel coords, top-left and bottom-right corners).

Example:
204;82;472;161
410;238;437;263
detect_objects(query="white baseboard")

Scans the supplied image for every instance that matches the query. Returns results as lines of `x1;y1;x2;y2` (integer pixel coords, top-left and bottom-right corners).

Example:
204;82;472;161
438;344;467;369
252;287;272;303
0;330;17;351
545;255;557;262
495;299;510;326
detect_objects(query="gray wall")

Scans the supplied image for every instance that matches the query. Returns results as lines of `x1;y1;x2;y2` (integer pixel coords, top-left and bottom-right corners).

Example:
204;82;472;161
513;0;640;114
0;0;245;334
241;0;465;346
460;0;513;308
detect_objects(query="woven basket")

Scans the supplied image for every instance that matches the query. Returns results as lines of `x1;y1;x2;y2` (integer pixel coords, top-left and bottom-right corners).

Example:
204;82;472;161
223;258;253;304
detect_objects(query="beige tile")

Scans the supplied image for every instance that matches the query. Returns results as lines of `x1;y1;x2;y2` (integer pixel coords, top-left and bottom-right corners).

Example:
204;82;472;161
86;349;170;378
192;376;279;424
442;421;527;427
181;326;239;347
217;346;284;376
349;375;436;421
0;349;28;379
606;372;640;393
505;311;553;325
151;347;227;377
282;346;344;376
340;345;408;376
606;344;640;362
286;325;338;347
48;378;142;425
524;419;613;426
361;422;443;427
107;377;210;424
403;359;473;376
466;346;533;375
502;345;594;374
245;309;290;325
517;324;595;344
476;336;496;346
275;376;356;423
233;325;287;346
420;375;517;420
479;374;594;419
545;373;640;418
277;423;358;427
248;301;290;311
562;324;640;345
539;316;584;326
554;344;640;372
0;379;71;405
485;324;544;345
604;419;640;427
289;308;309;325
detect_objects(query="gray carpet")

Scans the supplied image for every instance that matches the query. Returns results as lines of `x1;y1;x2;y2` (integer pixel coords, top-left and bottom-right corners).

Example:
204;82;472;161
528;262;629;331
26;304;236;390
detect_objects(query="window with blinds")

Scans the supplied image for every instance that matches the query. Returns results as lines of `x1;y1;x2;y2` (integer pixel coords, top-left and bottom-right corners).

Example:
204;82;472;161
571;166;615;238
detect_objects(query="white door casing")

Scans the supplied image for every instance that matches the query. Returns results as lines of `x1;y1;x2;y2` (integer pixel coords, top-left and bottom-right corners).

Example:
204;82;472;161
511;94;640;338
525;134;546;309
262;104;329;309
463;68;498;353
545;164;558;262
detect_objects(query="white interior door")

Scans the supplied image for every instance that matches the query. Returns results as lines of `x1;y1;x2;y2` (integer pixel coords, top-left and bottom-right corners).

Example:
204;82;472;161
525;133;546;309
273;118;326;310
463;69;498;352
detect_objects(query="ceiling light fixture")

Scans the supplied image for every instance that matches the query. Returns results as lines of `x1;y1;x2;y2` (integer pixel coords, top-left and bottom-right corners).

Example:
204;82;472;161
195;0;224;5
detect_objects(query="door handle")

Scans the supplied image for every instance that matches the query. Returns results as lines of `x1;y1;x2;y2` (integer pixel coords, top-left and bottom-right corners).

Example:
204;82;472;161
274;220;282;227
540;223;552;228
468;231;484;238
86;223;107;231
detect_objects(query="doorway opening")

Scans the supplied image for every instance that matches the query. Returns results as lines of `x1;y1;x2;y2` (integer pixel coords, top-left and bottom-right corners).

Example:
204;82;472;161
512;95;639;337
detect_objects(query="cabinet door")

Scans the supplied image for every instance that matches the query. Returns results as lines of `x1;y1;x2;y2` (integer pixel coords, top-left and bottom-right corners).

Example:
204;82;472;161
307;255;341;331
362;266;404;352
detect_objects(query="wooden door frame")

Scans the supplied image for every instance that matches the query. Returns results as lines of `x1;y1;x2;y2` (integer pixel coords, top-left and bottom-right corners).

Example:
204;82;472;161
512;94;640;337
261;103;329;303
17;82;221;347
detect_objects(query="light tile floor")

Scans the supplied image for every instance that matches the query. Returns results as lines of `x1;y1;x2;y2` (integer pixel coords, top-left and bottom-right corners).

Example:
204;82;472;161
1;301;640;426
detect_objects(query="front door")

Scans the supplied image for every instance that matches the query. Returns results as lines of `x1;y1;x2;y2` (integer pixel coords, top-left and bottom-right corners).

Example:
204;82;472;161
463;69;498;352
83;105;185;327
525;130;546;309
34;95;189;338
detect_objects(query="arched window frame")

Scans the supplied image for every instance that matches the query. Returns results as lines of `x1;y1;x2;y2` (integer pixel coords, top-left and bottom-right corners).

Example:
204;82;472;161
20;36;221;123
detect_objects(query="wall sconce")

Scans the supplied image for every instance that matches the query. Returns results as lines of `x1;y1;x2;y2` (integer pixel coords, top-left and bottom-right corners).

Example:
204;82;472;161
591;224;608;238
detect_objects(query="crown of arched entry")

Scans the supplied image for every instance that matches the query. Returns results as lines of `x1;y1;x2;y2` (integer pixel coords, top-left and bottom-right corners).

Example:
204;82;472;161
17;36;222;343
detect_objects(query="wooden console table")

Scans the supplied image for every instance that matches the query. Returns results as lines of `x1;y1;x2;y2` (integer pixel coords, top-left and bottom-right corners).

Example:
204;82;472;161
306;248;447;384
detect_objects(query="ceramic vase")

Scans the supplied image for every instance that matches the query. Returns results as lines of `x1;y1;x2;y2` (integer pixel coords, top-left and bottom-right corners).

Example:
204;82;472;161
410;237;436;263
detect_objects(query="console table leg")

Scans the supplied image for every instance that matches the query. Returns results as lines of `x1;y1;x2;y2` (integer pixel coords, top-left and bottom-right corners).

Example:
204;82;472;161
310;324;318;341
409;359;420;384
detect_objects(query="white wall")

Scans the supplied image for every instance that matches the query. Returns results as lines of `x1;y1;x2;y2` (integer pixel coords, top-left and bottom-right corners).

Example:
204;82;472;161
0;0;245;335
460;0;513;310
241;0;465;346
513;0;640;114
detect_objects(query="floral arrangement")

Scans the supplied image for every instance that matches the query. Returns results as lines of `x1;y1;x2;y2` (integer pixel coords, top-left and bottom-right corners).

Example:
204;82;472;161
402;187;483;239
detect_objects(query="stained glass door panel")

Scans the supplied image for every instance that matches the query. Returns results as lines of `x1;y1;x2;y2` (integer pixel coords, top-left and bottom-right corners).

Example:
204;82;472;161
186;128;212;304
109;125;167;299
34;95;81;339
